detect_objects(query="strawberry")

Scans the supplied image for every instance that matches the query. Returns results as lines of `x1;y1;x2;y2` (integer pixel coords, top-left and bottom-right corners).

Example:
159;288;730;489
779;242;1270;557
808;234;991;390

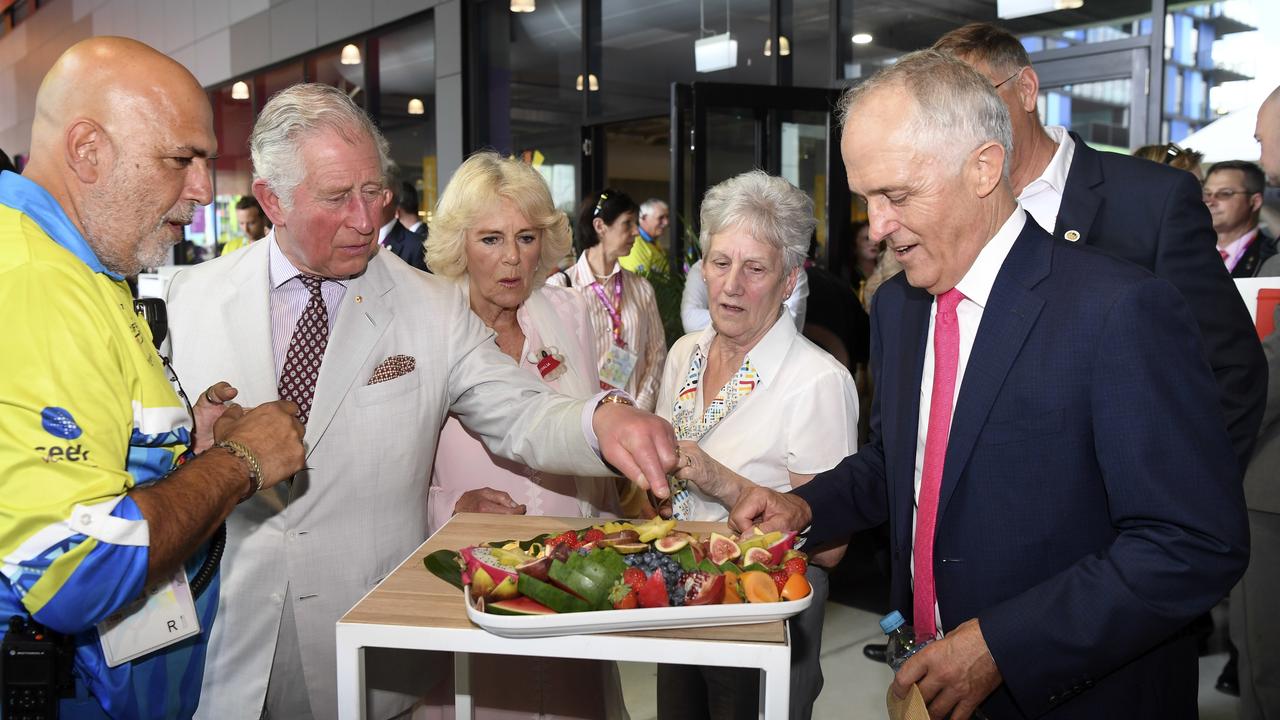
784;557;807;578
609;581;638;609
547;530;579;550
582;528;606;545
623;567;647;592
770;570;789;593
637;568;670;608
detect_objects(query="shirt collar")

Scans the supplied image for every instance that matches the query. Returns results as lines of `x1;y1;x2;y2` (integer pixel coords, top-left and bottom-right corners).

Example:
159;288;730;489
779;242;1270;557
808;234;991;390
574;250;621;282
0;170;120;279
637;226;654;243
378;217;397;244
692;309;797;386
268;230;348;289
953;205;1027;311
1019;125;1075;201
1221;227;1259;269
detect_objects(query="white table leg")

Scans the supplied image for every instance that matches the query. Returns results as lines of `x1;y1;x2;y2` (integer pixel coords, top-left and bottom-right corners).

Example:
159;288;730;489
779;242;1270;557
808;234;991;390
335;626;366;720
759;644;791;719
454;651;473;719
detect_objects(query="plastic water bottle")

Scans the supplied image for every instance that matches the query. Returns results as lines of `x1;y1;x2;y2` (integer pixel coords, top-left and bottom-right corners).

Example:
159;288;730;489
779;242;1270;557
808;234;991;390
880;610;933;671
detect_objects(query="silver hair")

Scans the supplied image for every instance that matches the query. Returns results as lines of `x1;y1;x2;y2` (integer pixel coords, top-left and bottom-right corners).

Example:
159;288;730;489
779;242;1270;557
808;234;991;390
639;198;667;218
250;83;391;207
837;50;1013;175
698;170;814;273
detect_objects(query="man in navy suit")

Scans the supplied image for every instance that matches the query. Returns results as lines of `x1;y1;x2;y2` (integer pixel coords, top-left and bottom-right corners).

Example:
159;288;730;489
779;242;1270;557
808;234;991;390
378;179;428;271
730;51;1248;720
933;23;1266;472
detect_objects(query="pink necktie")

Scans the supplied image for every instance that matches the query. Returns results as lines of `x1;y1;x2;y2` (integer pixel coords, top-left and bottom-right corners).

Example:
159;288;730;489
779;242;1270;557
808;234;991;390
278;274;329;425
914;287;964;642
1219;249;1229;262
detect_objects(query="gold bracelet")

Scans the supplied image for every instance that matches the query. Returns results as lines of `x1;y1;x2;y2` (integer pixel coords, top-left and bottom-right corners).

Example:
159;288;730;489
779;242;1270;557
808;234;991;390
597;391;634;408
215;440;263;503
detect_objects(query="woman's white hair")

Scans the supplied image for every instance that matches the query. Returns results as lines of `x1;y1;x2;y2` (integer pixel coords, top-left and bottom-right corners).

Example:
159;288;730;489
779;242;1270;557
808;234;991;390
250;83;391;208
837;49;1012;175
427;151;572;284
699;170;814;273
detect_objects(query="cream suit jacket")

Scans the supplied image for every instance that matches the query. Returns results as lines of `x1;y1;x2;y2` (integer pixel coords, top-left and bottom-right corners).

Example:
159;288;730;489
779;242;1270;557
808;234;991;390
166;238;611;719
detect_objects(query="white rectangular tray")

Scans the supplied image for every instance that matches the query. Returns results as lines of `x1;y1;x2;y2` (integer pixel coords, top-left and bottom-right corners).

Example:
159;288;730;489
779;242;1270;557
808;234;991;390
463;585;812;639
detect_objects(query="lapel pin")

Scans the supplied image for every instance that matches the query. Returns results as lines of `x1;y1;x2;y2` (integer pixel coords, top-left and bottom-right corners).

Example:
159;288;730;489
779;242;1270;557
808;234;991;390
354;295;363;303
1064;230;1081;242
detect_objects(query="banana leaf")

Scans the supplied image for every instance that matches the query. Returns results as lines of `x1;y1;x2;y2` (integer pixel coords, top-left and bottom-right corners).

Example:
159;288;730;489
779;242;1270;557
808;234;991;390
423;549;464;590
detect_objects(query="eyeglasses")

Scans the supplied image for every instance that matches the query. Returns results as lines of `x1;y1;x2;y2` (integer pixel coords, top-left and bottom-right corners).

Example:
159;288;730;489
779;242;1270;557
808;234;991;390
1202;188;1254;203
593;192;609;217
992;68;1023;90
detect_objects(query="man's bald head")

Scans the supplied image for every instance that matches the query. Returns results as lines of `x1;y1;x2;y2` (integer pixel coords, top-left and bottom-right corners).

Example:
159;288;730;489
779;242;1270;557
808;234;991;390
1257;86;1280;186
24;37;215;276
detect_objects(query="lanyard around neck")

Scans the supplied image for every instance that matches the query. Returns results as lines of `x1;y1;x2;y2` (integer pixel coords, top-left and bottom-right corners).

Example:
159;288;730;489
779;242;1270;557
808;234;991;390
589;272;625;347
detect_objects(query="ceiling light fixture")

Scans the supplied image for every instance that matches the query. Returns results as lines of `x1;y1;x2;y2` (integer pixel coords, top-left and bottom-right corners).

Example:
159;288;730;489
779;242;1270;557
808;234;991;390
997;0;1083;19
763;36;791;57
340;44;362;65
407;98;425;115
695;0;738;73
851;33;873;44
230;81;250;100
575;73;600;91
510;0;535;12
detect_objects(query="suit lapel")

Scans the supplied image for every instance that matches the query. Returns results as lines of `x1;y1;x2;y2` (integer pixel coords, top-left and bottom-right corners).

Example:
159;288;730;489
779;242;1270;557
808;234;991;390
303;255;395;454
1053;133;1102;245
220;240;277;405
892;286;932;553
937;225;1050;521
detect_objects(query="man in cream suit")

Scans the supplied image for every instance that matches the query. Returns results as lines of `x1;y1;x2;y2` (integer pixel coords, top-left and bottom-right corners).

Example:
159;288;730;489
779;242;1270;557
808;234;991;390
166;83;678;720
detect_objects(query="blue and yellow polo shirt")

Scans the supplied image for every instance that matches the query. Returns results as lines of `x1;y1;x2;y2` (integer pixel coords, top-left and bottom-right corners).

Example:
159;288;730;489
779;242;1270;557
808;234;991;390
0;170;217;719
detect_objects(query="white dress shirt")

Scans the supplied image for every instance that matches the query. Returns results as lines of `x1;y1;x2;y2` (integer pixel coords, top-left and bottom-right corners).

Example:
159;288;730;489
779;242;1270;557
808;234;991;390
911;207;1027;636
1018;125;1076;238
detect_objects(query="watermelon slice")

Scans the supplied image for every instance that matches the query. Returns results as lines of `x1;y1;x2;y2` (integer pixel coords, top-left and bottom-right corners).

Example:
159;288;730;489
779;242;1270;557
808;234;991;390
486;597;557;616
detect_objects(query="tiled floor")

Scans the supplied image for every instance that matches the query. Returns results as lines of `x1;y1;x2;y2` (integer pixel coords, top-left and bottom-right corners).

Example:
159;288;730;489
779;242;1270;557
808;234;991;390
619;601;1241;719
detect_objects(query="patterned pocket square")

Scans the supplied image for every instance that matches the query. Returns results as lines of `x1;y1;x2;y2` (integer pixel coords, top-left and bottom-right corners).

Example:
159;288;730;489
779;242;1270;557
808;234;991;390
367;355;416;385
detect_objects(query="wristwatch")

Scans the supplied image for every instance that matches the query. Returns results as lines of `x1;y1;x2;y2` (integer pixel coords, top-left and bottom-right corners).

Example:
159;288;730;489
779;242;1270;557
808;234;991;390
597;391;635;408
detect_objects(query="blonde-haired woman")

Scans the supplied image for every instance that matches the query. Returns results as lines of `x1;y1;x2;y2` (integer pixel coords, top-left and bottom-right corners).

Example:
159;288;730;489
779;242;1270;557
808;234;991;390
423;151;625;719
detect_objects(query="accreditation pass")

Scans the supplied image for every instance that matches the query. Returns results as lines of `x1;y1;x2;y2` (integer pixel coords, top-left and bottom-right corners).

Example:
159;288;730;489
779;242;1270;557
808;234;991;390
98;568;201;667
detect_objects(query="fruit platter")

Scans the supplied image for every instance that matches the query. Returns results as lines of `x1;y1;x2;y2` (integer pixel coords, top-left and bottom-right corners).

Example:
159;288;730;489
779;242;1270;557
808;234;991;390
423;517;815;639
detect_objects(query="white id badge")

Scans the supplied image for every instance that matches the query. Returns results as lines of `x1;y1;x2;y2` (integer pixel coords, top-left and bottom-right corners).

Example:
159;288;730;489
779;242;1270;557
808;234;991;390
98;568;201;667
599;345;639;390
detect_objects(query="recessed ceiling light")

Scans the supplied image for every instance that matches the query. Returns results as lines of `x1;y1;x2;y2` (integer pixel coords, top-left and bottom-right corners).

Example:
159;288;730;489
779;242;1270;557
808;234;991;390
851;33;873;45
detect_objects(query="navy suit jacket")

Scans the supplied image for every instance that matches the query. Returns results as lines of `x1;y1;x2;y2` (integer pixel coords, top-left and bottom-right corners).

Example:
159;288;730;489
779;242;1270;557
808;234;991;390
1055;134;1265;469
385;221;428;272
793;218;1248;719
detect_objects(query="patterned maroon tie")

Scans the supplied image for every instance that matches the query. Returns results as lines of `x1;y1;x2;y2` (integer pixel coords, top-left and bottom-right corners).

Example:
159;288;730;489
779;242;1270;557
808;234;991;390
278;274;329;425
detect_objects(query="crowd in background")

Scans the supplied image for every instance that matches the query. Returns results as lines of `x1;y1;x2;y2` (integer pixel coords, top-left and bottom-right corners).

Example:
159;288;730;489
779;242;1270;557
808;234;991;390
2;17;1280;720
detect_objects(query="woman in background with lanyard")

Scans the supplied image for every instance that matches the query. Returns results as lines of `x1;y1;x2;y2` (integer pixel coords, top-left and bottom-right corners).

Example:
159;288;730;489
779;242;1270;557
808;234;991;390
550;188;668;517
548;188;667;412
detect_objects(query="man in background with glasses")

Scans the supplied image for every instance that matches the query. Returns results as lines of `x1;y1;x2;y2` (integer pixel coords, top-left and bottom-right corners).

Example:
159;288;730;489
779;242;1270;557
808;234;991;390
1203;160;1276;278
932;22;1265;474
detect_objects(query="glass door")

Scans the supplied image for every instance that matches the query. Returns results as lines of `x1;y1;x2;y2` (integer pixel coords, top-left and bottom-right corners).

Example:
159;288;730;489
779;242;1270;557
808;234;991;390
670;82;850;271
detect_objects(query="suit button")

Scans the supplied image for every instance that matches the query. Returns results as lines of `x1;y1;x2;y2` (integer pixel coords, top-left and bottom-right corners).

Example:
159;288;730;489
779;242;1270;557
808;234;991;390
1049;694;1059;704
